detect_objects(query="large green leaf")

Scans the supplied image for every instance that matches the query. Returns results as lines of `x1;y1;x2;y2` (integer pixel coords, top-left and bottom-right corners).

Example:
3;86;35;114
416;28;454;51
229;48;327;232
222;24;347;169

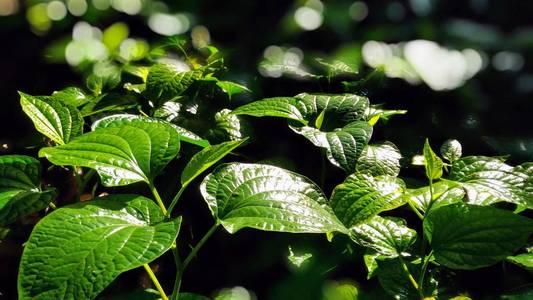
93;114;208;148
406;180;465;213
181;140;245;187
232;97;306;123
290;121;373;173
449;156;531;207
40;118;180;186
20;92;83;145
200;163;347;234
0;155;55;226
424;203;533;269
18;194;182;300
330;173;406;227
356;142;402;177
350;216;416;258
144;63;203;104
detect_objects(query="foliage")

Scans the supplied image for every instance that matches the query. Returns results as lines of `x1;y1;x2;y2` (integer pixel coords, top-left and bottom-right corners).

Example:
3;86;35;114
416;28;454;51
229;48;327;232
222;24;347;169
1;36;532;300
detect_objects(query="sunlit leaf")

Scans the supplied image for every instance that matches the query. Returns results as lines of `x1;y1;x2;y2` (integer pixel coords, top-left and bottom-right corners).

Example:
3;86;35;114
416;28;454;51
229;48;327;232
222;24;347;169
145;63;203;104
18;195;182;300
423;139;443;180
406;180;465;213
356;142;402;177
216;81;251;98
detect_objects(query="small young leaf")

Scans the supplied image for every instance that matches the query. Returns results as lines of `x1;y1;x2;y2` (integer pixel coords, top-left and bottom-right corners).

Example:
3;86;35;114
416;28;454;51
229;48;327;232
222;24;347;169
233;97;306;124
315;58;357;77
200;163;347;234
40;118;180;186
181;140;246;187
350;216;416;258
423;139;443;180
0;155;55;226
20;92;83;145
364;105;407;123
209;109;253;143
356;142;402;177
440;139;462;162
330;173;406;227
424;203;533;269
287;246;313;268
216;81;251;98
18;194;182;300
449;156;530;207
51;87;90;107
507;253;533;270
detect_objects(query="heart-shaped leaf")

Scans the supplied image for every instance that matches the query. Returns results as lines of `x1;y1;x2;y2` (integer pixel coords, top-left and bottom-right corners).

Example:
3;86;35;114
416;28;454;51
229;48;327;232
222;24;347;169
18;194;182;300
350;216;416;258
406;180;465;213
449;156;531;207
424;202;533;269
0;155;55;226
40;117;180;186
20;92;83;145
356;142;402;177
200;163;347;234
144;63;203;104
330;173;406;227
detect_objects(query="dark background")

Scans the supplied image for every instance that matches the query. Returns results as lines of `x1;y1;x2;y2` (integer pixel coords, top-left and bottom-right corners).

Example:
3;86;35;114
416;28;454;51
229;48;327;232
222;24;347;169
1;0;532;299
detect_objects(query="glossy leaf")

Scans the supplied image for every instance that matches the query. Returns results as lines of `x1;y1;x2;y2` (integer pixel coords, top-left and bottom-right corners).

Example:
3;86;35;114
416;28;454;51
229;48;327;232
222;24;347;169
330;173;406;227
216;81;251;98
449;156;531;207
18;194;182;300
423;139;443;180
200;163;347;234
424;203;533;269
51;87;91;107
209;109;253;142
350;216;416;258
507;253;533;270
364;104;407;123
40;117;180;186
20;92;83;145
232;97;306;124
145;63;203;104
406;180;465;213
290;121;373;173
181;140;245;187
0;155;55;226
316;58;357;77
356;142;402;177
440;139;462;163
93;114;208;147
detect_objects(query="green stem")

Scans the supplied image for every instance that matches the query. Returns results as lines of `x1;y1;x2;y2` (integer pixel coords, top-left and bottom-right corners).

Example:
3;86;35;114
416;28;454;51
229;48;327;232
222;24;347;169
167;184;188;217
171;223;219;300
143;263;169;300
418;250;434;292
320;149;326;187
149;182;168;215
79;169;96;193
406;198;424;220
399;257;423;299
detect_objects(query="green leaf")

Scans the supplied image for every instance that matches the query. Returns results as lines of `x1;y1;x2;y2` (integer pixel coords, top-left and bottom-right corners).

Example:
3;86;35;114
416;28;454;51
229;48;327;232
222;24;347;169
322;281;359;300
350;216;416;258
20;92;83;145
51;87;91;107
507;253;533;270
316;58;358;77
424;203;533;269
287;246;313;268
356;142;402;177
181;140;245;187
440;139;462;163
330;173;406;227
449;156;531;207
406;180;465;213
216;81;251;98
208;109;253;143
102;22;129;52
291;121;372;173
233;97;307;124
364;104;407;123
40;117;180;186
214;287;253;300
0;155;55;226
200;163;347;234
144;63;203;104
93;114;208;148
423;139;443;180
18;194;181;300
79;93;138;117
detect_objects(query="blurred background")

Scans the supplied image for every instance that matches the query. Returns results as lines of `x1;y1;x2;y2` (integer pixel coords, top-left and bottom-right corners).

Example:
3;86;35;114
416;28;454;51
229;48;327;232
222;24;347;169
1;0;532;299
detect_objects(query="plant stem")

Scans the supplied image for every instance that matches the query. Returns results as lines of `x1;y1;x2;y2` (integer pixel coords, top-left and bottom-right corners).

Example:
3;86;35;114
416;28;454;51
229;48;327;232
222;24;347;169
320;149;326;187
171;222;219;300
399;257;423;299
149;182;168;215
406;198;424;220
167;184;188;217
143;263;169;300
418;250;434;292
79;169;96;193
